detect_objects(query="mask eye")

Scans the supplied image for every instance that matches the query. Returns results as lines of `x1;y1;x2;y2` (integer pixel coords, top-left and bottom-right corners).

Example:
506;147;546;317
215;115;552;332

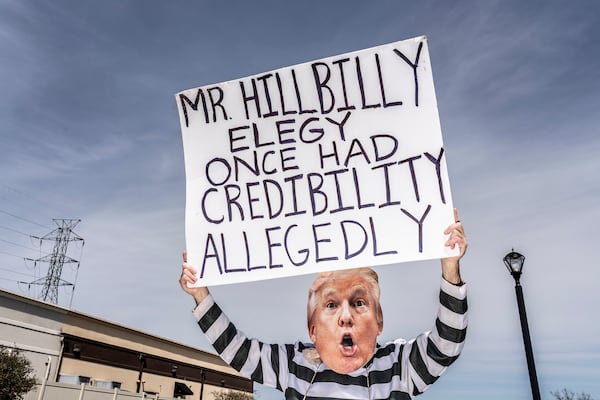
326;301;336;309
354;299;365;307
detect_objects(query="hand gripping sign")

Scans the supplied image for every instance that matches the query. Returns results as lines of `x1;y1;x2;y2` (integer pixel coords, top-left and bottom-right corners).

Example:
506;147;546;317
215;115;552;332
176;35;458;286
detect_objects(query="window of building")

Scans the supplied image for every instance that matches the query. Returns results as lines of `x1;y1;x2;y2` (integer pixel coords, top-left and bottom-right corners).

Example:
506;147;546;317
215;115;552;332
94;380;122;389
58;374;91;385
174;381;194;398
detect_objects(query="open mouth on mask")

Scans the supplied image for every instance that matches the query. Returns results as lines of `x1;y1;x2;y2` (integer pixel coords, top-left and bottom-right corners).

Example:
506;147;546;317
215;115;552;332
341;335;354;349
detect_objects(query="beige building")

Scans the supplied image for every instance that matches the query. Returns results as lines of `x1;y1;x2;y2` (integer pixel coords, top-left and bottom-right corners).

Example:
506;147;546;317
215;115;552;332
0;288;252;399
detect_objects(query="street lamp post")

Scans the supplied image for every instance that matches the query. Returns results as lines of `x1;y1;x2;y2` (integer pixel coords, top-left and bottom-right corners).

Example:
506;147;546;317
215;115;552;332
503;250;542;400
136;353;146;394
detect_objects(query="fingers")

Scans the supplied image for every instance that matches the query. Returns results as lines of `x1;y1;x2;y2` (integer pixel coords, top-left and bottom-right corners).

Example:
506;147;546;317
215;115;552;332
180;250;198;287
179;251;209;303
444;220;464;235
181;265;198;282
446;229;468;257
444;208;467;255
445;229;466;250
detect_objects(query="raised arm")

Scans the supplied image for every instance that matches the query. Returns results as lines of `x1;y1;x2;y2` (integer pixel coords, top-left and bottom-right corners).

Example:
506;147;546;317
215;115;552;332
441;208;468;284
403;209;468;395
178;251;292;392
179;251;210;305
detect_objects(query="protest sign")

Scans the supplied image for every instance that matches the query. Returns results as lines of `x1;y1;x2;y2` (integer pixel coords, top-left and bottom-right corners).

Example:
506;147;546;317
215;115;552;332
176;35;458;286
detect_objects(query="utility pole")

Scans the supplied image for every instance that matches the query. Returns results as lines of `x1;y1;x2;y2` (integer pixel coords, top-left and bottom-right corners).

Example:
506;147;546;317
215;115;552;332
26;219;84;305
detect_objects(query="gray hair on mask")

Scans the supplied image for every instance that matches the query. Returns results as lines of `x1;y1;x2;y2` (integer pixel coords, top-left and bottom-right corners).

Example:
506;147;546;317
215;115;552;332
306;267;383;331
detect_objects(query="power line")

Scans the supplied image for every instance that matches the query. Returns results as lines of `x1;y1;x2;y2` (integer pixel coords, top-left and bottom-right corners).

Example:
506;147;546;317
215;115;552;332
0;249;26;259
0;209;51;230
0;266;35;278
0;224;31;237
0;184;64;218
0;276;22;283
0;237;41;252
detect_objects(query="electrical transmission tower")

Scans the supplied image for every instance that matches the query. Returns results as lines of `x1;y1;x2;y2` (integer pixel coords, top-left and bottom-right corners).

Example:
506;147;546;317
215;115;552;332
26;219;84;306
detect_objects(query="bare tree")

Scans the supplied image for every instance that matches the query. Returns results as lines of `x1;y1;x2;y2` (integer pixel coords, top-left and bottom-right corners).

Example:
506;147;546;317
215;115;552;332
212;389;254;400
551;388;594;400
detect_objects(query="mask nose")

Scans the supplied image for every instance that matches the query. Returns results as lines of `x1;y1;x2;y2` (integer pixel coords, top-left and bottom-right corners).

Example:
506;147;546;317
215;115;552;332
338;302;353;327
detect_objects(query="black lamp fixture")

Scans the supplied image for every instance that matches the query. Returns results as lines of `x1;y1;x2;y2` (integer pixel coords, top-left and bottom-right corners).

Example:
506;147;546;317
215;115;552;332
136;353;146;393
503;249;541;400
503;250;526;282
72;344;81;359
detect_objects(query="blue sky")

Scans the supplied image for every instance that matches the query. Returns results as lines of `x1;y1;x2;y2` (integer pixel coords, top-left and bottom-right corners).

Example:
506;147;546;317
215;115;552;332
1;1;599;399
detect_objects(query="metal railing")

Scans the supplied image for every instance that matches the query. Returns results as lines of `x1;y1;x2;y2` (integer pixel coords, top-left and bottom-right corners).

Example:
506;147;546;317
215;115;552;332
24;381;178;400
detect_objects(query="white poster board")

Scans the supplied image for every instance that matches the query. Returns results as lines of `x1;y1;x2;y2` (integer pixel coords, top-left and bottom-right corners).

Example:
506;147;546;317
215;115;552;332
176;35;457;286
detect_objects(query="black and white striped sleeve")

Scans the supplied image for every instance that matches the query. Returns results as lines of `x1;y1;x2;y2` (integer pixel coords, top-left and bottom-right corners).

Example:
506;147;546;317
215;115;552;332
192;293;290;391
404;278;468;396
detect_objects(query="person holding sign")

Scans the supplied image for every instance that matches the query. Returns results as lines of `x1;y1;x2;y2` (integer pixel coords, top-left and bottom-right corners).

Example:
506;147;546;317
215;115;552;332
179;210;468;399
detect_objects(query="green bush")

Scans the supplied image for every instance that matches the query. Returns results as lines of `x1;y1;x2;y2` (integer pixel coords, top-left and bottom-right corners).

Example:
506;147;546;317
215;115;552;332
0;346;37;400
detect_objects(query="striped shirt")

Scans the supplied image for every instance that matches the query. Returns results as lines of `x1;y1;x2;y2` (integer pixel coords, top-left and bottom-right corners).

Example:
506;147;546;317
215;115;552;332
193;278;467;400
